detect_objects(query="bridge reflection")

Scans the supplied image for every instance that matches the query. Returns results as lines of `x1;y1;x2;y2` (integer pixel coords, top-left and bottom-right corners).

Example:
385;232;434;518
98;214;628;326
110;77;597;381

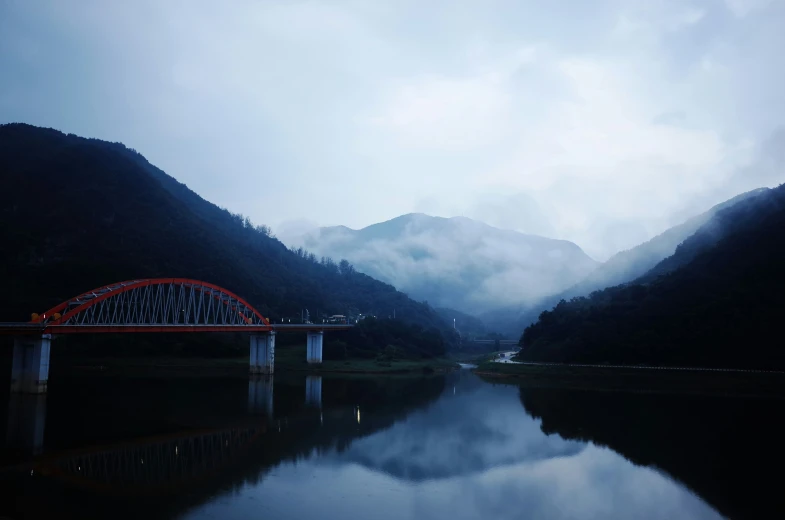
6;377;284;464
1;373;447;519
247;376;275;417
39;425;265;494
5;394;46;456
305;375;322;408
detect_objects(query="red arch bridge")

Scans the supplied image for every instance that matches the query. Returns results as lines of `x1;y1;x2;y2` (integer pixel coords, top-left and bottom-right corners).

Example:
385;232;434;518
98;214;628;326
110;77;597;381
0;278;352;393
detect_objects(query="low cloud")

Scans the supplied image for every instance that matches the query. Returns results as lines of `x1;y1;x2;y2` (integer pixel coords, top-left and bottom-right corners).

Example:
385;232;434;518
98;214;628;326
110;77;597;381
284;215;597;313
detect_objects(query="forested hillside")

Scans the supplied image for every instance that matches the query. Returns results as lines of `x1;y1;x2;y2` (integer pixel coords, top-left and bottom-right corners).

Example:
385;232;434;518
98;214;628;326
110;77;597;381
0;124;452;357
488;189;768;336
518;183;785;370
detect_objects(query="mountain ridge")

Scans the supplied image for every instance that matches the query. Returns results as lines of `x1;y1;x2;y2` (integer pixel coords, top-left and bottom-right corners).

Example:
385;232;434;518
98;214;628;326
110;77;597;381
483;187;770;335
290;213;599;315
518;182;785;369
0;123;452;356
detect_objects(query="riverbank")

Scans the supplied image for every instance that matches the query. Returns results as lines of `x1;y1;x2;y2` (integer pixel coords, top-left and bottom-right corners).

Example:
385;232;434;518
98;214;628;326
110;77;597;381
474;361;785;397
53;347;458;377
274;345;458;374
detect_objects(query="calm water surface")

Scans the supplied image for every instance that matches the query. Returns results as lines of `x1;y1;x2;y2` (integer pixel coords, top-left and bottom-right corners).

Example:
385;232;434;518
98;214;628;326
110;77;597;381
2;369;783;519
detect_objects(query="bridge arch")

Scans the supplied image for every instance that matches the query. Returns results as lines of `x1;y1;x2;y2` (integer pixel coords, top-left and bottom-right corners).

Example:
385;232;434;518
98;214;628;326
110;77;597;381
31;278;271;333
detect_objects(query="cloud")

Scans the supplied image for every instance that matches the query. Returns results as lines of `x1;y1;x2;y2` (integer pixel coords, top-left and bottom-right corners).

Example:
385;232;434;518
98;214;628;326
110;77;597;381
369;74;511;150
289;215;598;312
724;0;777;17
1;0;784;262
652;111;687;125
465;192;557;237
368;46;538;150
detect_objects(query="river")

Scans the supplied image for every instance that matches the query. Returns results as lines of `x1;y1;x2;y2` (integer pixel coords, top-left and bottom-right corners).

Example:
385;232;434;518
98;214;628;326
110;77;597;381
1;369;783;519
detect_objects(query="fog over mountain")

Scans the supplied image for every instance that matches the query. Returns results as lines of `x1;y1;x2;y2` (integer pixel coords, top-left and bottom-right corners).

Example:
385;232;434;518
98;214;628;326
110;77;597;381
283;214;598;314
482;187;772;334
3;1;784;264
518;181;785;369
553;188;769;302
582;188;767;288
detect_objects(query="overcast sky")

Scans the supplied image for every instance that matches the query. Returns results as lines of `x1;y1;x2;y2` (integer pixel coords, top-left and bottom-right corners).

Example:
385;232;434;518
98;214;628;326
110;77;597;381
1;0;783;260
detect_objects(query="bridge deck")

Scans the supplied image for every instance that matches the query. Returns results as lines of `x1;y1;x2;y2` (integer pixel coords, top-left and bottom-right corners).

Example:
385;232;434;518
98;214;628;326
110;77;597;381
0;323;352;335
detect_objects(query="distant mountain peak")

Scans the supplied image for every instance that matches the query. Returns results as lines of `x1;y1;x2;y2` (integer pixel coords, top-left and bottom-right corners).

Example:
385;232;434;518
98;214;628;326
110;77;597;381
290;213;598;314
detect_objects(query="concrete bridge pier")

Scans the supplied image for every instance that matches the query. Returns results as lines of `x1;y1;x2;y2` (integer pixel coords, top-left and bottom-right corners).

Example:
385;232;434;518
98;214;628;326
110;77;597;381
249;332;275;374
306;331;324;364
5;394;47;456
10;335;51;394
248;376;274;417
305;375;322;408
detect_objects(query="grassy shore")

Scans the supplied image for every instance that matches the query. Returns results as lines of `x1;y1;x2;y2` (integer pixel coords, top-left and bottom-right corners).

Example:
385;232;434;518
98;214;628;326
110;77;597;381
474;360;785;397
53;345;459;377
274;345;458;373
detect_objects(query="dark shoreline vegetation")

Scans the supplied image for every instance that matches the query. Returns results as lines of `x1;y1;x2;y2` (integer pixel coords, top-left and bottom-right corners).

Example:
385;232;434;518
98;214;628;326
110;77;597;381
51;350;459;377
473;361;785;397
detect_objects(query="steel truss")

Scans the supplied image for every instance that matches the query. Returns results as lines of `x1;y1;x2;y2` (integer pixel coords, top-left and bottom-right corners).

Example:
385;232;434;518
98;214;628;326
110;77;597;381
32;278;272;333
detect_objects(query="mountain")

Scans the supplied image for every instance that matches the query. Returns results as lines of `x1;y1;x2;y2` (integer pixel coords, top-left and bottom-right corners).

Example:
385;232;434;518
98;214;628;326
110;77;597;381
288;214;599;316
0;123;452;357
434;307;487;338
486;188;770;335
570;188;769;294
518;182;785;370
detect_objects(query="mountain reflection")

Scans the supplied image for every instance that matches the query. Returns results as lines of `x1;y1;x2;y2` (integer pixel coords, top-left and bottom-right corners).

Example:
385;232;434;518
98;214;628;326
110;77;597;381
5;372;773;520
518;385;785;520
320;370;584;480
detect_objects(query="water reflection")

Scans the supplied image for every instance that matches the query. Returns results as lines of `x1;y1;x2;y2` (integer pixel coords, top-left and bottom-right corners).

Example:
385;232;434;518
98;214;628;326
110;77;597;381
518;385;785;519
305;375;322;408
6;394;46;457
1;371;780;519
0;373;446;519
247;375;274;417
40;425;265;495
180;372;723;520
320;372;584;481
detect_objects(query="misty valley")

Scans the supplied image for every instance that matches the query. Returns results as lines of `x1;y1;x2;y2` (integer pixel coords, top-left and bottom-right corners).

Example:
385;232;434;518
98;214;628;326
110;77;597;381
1;123;784;520
3;1;785;517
